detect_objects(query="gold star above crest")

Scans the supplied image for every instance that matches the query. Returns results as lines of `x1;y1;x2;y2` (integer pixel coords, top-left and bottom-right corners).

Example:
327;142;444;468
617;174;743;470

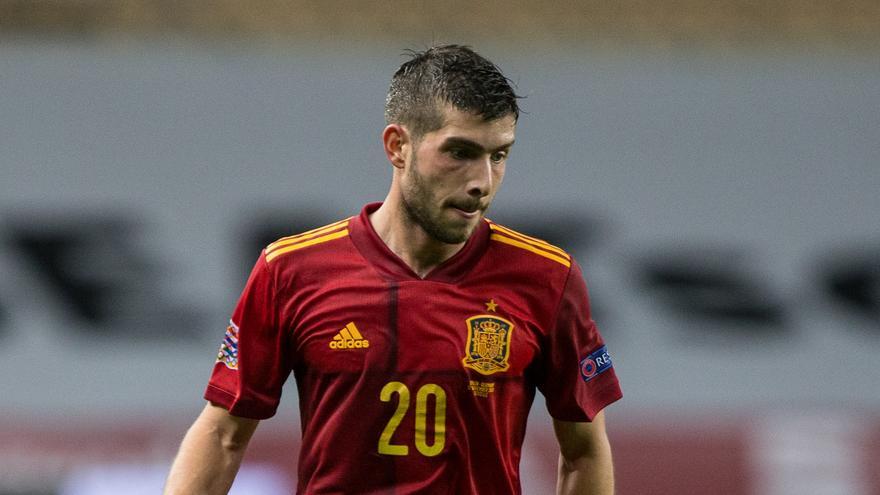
485;299;498;312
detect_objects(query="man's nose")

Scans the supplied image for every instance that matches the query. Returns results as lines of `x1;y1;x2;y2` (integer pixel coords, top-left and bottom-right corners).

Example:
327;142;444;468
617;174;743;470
466;157;493;198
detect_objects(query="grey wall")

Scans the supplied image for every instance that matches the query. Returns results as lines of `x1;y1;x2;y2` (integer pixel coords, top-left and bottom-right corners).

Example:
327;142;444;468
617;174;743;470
1;40;878;421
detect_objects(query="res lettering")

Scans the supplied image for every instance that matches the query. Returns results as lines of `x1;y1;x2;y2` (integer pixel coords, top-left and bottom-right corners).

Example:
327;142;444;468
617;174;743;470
378;382;447;457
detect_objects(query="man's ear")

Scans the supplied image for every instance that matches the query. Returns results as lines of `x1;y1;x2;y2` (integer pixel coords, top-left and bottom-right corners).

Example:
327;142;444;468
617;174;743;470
383;124;410;170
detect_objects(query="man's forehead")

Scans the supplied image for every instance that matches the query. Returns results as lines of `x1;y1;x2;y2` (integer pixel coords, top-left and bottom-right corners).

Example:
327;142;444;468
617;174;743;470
431;106;516;145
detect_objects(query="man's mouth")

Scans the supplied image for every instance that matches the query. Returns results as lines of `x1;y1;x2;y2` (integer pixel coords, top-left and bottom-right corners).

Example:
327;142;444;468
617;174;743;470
450;203;483;219
449;201;482;212
449;198;483;210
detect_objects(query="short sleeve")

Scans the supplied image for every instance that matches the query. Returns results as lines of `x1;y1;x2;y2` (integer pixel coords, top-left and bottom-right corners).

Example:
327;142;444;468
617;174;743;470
204;251;290;419
537;260;622;422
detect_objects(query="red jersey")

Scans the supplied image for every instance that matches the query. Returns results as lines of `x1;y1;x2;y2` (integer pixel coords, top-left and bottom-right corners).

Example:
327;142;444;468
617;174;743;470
206;203;622;494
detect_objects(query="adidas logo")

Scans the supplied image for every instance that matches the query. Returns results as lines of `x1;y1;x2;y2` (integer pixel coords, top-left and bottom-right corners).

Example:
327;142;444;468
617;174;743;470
329;322;370;350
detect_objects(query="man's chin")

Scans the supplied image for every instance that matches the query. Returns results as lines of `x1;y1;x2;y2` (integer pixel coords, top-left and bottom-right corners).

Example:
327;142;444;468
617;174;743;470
445;221;483;244
427;220;476;245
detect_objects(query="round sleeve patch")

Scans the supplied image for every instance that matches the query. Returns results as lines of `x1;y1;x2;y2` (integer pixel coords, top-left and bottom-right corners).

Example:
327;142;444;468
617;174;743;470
579;345;612;382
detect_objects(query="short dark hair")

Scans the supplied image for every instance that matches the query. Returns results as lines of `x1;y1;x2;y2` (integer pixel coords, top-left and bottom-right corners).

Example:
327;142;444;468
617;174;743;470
384;44;520;139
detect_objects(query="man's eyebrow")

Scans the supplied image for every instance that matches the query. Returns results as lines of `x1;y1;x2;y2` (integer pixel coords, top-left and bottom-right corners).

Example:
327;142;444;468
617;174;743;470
440;137;516;151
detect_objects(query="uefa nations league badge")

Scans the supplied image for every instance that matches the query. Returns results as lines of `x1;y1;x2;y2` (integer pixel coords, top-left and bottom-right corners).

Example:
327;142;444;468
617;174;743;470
579;345;612;382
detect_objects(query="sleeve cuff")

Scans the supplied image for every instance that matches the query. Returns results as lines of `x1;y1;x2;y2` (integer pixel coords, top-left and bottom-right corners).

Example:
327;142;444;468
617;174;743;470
548;382;623;422
204;383;278;420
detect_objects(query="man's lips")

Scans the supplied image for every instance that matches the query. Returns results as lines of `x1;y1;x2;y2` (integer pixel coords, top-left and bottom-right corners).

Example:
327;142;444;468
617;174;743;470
448;200;483;213
450;204;484;218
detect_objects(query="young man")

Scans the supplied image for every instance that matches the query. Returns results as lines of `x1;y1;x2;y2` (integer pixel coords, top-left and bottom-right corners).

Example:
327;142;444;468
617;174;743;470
164;45;621;495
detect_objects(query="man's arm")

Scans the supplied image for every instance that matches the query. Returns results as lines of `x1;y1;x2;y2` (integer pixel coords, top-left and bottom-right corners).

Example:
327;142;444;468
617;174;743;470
553;410;614;495
163;402;260;495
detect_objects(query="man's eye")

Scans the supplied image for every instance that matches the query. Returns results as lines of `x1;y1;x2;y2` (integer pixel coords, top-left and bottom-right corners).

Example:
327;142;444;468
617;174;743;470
449;149;470;160
490;151;508;163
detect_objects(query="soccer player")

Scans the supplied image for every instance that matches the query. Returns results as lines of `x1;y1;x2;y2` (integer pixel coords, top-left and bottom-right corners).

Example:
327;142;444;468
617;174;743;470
164;44;622;495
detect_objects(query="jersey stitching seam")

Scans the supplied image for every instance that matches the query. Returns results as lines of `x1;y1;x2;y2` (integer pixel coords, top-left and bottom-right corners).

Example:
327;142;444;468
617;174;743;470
548;260;575;336
206;383;237;401
346;227;403;284
261;249;289;351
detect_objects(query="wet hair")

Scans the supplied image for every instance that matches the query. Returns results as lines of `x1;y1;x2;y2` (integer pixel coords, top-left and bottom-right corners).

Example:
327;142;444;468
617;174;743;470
384;44;521;139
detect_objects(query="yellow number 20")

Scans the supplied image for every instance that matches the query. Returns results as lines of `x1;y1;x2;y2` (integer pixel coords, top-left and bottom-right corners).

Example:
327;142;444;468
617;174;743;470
378;382;446;457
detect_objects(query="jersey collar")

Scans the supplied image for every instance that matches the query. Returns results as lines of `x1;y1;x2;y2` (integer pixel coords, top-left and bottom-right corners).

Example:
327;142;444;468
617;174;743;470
349;202;490;283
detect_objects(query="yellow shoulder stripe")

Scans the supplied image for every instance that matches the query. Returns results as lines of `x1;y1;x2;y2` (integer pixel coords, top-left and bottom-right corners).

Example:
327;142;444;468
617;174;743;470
265;228;349;263
266;218;351;254
489;233;571;267
487;223;570;260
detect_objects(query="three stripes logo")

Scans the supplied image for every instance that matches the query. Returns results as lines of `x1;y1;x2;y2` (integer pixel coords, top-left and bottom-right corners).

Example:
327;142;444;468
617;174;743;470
329;322;370;350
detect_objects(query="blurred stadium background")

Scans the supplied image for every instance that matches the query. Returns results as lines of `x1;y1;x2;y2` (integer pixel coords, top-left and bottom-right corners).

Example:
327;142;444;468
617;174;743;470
1;1;879;494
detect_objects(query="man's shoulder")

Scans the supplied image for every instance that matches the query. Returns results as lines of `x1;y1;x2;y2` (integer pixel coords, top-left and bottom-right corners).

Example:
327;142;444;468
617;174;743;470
263;217;354;265
484;219;574;273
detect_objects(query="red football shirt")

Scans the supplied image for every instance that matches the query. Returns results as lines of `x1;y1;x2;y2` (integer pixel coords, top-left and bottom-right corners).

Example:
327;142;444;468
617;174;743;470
206;203;622;494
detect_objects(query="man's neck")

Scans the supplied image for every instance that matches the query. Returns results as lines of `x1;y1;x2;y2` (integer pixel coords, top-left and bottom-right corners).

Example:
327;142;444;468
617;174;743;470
369;199;467;279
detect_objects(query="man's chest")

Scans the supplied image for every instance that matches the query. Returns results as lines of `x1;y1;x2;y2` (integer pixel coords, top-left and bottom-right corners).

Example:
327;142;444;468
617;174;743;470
287;276;549;378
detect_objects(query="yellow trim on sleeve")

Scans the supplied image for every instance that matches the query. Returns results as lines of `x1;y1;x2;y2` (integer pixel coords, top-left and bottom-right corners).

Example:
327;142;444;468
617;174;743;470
266;218;351;253
265;229;350;263
487;223;570;260
489;233;572;267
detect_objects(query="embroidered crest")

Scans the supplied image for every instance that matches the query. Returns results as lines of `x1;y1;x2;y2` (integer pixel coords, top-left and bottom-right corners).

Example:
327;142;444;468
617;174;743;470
468;380;496;397
216;320;239;370
462;315;514;375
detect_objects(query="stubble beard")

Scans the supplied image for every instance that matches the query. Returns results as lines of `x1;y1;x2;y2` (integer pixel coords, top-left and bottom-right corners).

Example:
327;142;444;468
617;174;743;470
400;155;478;245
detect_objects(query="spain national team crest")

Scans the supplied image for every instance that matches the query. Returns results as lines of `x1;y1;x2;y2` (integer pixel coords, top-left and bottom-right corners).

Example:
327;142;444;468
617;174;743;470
462;315;514;375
